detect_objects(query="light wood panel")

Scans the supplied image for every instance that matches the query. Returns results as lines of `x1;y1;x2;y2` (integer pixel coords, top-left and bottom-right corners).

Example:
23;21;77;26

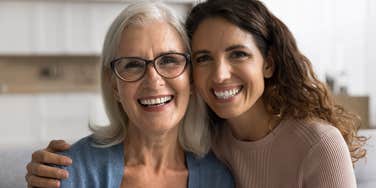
0;55;101;93
334;95;369;129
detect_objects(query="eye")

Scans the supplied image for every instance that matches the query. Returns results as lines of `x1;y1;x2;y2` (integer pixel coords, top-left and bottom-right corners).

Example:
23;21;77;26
159;56;179;65
229;51;250;60
157;54;187;70
123;61;144;69
194;54;212;64
117;59;145;74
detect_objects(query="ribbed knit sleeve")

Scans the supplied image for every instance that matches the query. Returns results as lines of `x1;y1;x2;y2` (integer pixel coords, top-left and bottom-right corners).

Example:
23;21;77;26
300;128;356;188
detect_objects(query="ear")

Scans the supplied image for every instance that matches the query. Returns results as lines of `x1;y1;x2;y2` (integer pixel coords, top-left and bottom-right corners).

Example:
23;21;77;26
263;55;275;78
111;75;121;102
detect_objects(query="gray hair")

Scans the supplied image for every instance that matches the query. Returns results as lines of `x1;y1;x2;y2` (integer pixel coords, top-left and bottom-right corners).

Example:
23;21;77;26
90;1;211;156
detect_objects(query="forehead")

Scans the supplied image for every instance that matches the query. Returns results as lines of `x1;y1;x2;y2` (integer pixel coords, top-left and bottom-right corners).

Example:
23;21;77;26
118;21;186;56
191;17;255;51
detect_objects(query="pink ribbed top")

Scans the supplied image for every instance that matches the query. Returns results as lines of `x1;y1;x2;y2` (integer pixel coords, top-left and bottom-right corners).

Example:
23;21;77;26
213;119;357;188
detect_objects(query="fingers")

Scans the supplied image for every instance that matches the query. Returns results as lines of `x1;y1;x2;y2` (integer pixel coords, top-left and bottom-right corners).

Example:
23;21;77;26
25;141;71;188
27;162;69;179
46;140;71;152
26;173;61;188
32;150;72;166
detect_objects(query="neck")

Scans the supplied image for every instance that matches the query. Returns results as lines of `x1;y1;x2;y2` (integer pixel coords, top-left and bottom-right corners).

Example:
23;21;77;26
226;99;280;141
124;124;185;173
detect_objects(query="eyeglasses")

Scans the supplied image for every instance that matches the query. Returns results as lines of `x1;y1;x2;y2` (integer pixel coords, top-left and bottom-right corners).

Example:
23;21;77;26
110;52;190;82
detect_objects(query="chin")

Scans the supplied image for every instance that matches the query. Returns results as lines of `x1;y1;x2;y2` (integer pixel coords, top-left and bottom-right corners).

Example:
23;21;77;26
212;108;241;120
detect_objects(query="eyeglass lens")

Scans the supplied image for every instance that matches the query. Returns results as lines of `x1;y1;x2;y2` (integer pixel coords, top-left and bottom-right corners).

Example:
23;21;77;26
113;53;187;81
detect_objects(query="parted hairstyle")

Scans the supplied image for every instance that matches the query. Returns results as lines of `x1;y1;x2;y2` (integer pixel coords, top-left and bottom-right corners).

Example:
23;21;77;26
186;0;366;163
90;1;210;156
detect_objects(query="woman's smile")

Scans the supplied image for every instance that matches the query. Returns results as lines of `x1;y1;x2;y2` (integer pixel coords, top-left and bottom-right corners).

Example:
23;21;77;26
137;95;174;112
212;86;243;102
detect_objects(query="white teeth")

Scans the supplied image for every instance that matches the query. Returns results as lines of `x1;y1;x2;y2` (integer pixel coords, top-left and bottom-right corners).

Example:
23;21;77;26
214;88;241;99
140;96;172;106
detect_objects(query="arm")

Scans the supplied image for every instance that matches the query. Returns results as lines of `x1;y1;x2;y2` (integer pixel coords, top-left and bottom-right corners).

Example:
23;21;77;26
301;128;357;188
26;140;72;188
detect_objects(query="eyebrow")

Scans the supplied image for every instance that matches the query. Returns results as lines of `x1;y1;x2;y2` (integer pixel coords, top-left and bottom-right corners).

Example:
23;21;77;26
192;44;248;57
155;50;183;57
119;50;184;59
192;50;210;58
225;44;247;52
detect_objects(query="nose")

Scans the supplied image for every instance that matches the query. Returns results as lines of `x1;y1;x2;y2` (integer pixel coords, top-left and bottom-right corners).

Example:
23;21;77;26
143;63;165;86
212;58;231;83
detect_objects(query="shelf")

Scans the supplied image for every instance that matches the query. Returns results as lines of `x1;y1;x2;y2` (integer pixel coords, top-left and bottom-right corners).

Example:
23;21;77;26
0;55;101;94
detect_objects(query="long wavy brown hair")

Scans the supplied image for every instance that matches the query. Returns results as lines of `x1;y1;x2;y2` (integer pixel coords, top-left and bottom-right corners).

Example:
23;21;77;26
186;0;366;164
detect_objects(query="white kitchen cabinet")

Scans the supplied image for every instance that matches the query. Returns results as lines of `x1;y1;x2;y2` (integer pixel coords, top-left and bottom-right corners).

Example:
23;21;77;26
0;2;34;54
0;95;39;145
0;0;193;55
0;93;107;145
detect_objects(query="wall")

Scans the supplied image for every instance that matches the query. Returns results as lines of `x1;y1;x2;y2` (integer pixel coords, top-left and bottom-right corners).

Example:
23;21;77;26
263;0;374;126
366;0;376;127
0;0;375;147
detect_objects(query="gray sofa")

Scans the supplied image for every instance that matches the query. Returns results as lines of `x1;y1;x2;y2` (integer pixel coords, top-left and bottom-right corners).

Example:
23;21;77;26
1;130;375;188
0;143;45;188
355;129;376;188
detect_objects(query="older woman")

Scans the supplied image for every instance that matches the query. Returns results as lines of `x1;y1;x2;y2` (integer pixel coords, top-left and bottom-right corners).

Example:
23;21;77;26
25;2;233;188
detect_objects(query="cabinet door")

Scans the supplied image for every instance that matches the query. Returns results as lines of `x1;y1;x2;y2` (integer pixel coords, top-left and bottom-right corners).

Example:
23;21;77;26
0;1;193;55
0;95;38;145
38;93;111;141
0;2;34;54
0;94;106;145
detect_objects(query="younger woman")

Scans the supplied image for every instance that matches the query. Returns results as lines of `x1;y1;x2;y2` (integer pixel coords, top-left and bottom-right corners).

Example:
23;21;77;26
186;0;366;187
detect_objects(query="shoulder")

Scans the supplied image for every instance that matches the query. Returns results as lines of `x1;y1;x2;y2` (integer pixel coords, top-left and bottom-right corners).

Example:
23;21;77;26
60;135;122;160
57;135;124;188
295;121;356;187
187;151;230;172
60;136;93;156
186;151;234;188
59;136;98;160
285;119;345;149
296;120;350;160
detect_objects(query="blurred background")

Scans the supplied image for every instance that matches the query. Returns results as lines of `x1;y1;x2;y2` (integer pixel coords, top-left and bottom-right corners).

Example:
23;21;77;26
0;0;375;187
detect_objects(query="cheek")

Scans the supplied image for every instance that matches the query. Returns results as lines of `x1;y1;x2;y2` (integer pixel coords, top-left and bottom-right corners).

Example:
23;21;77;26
118;83;130;97
174;72;191;95
240;62;264;79
241;68;265;92
195;83;206;96
174;78;191;113
193;66;209;83
117;84;136;108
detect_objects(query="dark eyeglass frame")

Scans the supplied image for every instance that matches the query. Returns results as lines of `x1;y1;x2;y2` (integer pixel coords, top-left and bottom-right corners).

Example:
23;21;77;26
110;52;190;82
